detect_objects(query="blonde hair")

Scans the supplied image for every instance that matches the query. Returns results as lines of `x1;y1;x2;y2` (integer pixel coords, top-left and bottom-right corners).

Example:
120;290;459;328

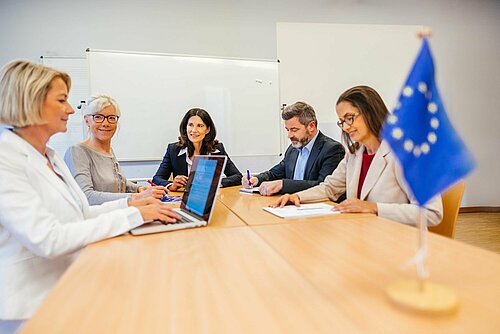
85;94;121;116
0;59;71;127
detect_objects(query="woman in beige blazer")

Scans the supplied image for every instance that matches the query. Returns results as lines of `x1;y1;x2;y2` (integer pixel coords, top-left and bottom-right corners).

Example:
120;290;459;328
0;60;180;331
272;86;442;226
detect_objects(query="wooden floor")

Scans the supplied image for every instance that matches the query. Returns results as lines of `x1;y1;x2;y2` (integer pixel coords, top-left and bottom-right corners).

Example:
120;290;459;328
455;212;500;254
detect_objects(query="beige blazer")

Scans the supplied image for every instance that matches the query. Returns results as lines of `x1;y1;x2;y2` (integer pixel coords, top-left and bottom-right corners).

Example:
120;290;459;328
0;130;143;320
296;141;443;226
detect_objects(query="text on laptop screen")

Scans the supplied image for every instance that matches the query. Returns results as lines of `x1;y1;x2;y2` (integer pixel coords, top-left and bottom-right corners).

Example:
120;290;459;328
185;159;217;216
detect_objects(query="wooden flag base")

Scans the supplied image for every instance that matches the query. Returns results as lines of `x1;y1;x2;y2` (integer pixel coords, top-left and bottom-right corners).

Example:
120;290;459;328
386;279;459;315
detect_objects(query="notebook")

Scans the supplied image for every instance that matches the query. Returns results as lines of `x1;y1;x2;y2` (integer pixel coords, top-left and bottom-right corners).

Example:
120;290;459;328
130;155;227;235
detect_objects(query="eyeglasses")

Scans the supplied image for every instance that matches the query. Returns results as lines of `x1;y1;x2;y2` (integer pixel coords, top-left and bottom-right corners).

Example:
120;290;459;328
87;114;120;124
336;113;360;128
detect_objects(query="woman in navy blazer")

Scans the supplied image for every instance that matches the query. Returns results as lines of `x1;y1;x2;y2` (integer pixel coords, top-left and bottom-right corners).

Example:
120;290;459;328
153;108;242;189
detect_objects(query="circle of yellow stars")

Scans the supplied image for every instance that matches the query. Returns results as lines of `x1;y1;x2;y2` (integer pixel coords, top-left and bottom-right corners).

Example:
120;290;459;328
387;82;439;158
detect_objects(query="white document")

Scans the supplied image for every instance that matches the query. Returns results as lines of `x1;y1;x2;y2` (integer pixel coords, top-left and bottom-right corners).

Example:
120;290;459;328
263;203;339;219
239;187;260;194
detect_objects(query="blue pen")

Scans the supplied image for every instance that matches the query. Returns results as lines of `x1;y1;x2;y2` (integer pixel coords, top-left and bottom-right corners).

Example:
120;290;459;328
246;169;253;188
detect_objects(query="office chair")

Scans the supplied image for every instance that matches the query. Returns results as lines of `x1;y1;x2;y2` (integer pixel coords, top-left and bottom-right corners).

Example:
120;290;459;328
429;181;465;239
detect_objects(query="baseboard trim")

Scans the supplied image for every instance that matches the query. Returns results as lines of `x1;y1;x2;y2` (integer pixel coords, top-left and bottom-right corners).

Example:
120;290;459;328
459;206;500;213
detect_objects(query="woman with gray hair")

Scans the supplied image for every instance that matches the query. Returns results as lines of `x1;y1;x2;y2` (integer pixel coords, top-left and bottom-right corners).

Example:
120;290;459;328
0;60;179;331
65;94;166;205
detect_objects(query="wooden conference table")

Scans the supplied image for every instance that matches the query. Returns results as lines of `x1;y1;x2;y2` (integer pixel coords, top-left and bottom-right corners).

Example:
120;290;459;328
22;187;500;333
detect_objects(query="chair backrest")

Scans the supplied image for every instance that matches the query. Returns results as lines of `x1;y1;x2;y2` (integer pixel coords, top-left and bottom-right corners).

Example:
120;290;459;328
429;181;465;238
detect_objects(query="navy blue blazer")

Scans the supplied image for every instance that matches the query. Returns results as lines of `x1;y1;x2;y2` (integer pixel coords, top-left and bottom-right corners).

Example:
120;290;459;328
255;131;345;194
153;142;242;188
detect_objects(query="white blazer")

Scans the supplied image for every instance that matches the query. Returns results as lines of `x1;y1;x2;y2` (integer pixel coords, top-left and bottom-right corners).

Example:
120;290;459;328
0;130;143;320
296;141;443;226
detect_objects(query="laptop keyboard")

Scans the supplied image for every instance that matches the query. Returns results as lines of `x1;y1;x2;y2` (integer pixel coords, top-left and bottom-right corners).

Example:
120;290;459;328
162;212;195;225
175;215;193;224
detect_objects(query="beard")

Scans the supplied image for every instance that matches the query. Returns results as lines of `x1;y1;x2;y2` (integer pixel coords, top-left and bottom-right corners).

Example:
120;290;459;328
290;130;311;149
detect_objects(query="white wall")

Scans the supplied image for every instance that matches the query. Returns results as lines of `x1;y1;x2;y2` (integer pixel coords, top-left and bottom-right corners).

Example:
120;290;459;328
1;0;499;206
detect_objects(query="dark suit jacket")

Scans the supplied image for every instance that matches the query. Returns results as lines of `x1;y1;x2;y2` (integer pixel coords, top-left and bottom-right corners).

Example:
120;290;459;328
256;131;345;195
153;142;242;188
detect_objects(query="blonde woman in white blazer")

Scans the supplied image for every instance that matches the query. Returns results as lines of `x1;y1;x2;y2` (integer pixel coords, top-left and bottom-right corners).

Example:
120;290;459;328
0;60;180;331
272;86;442;226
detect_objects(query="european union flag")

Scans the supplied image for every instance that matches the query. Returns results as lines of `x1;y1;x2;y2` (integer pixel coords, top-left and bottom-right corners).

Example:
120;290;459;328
382;38;475;205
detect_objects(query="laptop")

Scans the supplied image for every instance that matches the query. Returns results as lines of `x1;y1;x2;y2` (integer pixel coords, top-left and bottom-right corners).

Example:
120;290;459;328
130;155;227;235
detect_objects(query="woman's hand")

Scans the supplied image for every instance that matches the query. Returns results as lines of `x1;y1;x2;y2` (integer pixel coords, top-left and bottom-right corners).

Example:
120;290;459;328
169;175;188;191
269;193;301;208
133;186;167;200
335;198;378;214
128;197;181;223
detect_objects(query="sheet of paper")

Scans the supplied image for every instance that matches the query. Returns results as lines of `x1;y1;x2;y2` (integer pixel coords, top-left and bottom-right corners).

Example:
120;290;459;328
263;203;339;218
239;187;260;194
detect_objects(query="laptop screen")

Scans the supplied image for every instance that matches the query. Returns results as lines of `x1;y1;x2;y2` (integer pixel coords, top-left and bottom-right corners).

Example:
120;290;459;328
181;155;227;221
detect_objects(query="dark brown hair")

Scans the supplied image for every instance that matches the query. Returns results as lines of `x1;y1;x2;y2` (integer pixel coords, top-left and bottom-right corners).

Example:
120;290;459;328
177;108;218;156
336;86;388;153
281;101;317;127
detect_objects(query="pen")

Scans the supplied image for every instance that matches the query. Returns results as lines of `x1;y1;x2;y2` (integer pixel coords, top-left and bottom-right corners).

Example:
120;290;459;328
246;169;252;187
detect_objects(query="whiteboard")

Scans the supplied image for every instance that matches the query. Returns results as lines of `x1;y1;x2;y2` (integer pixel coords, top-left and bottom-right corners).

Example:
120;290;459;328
87;50;281;161
277;23;422;142
41;56;89;158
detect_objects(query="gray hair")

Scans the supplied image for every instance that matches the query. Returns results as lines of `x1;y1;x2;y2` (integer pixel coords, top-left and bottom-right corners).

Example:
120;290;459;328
281;101;317;127
0;59;71;127
85;94;120;116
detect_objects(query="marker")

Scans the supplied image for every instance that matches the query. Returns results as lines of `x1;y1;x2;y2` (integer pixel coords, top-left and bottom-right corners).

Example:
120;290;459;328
246;169;253;188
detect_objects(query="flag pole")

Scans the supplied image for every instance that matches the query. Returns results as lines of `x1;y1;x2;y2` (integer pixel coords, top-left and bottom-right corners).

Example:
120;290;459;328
385;27;460;315
386;204;458;315
415;26;431;293
416;208;429;292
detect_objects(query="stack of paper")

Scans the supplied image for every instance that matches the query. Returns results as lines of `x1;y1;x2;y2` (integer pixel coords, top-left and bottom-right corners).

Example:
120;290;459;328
263;203;339;218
